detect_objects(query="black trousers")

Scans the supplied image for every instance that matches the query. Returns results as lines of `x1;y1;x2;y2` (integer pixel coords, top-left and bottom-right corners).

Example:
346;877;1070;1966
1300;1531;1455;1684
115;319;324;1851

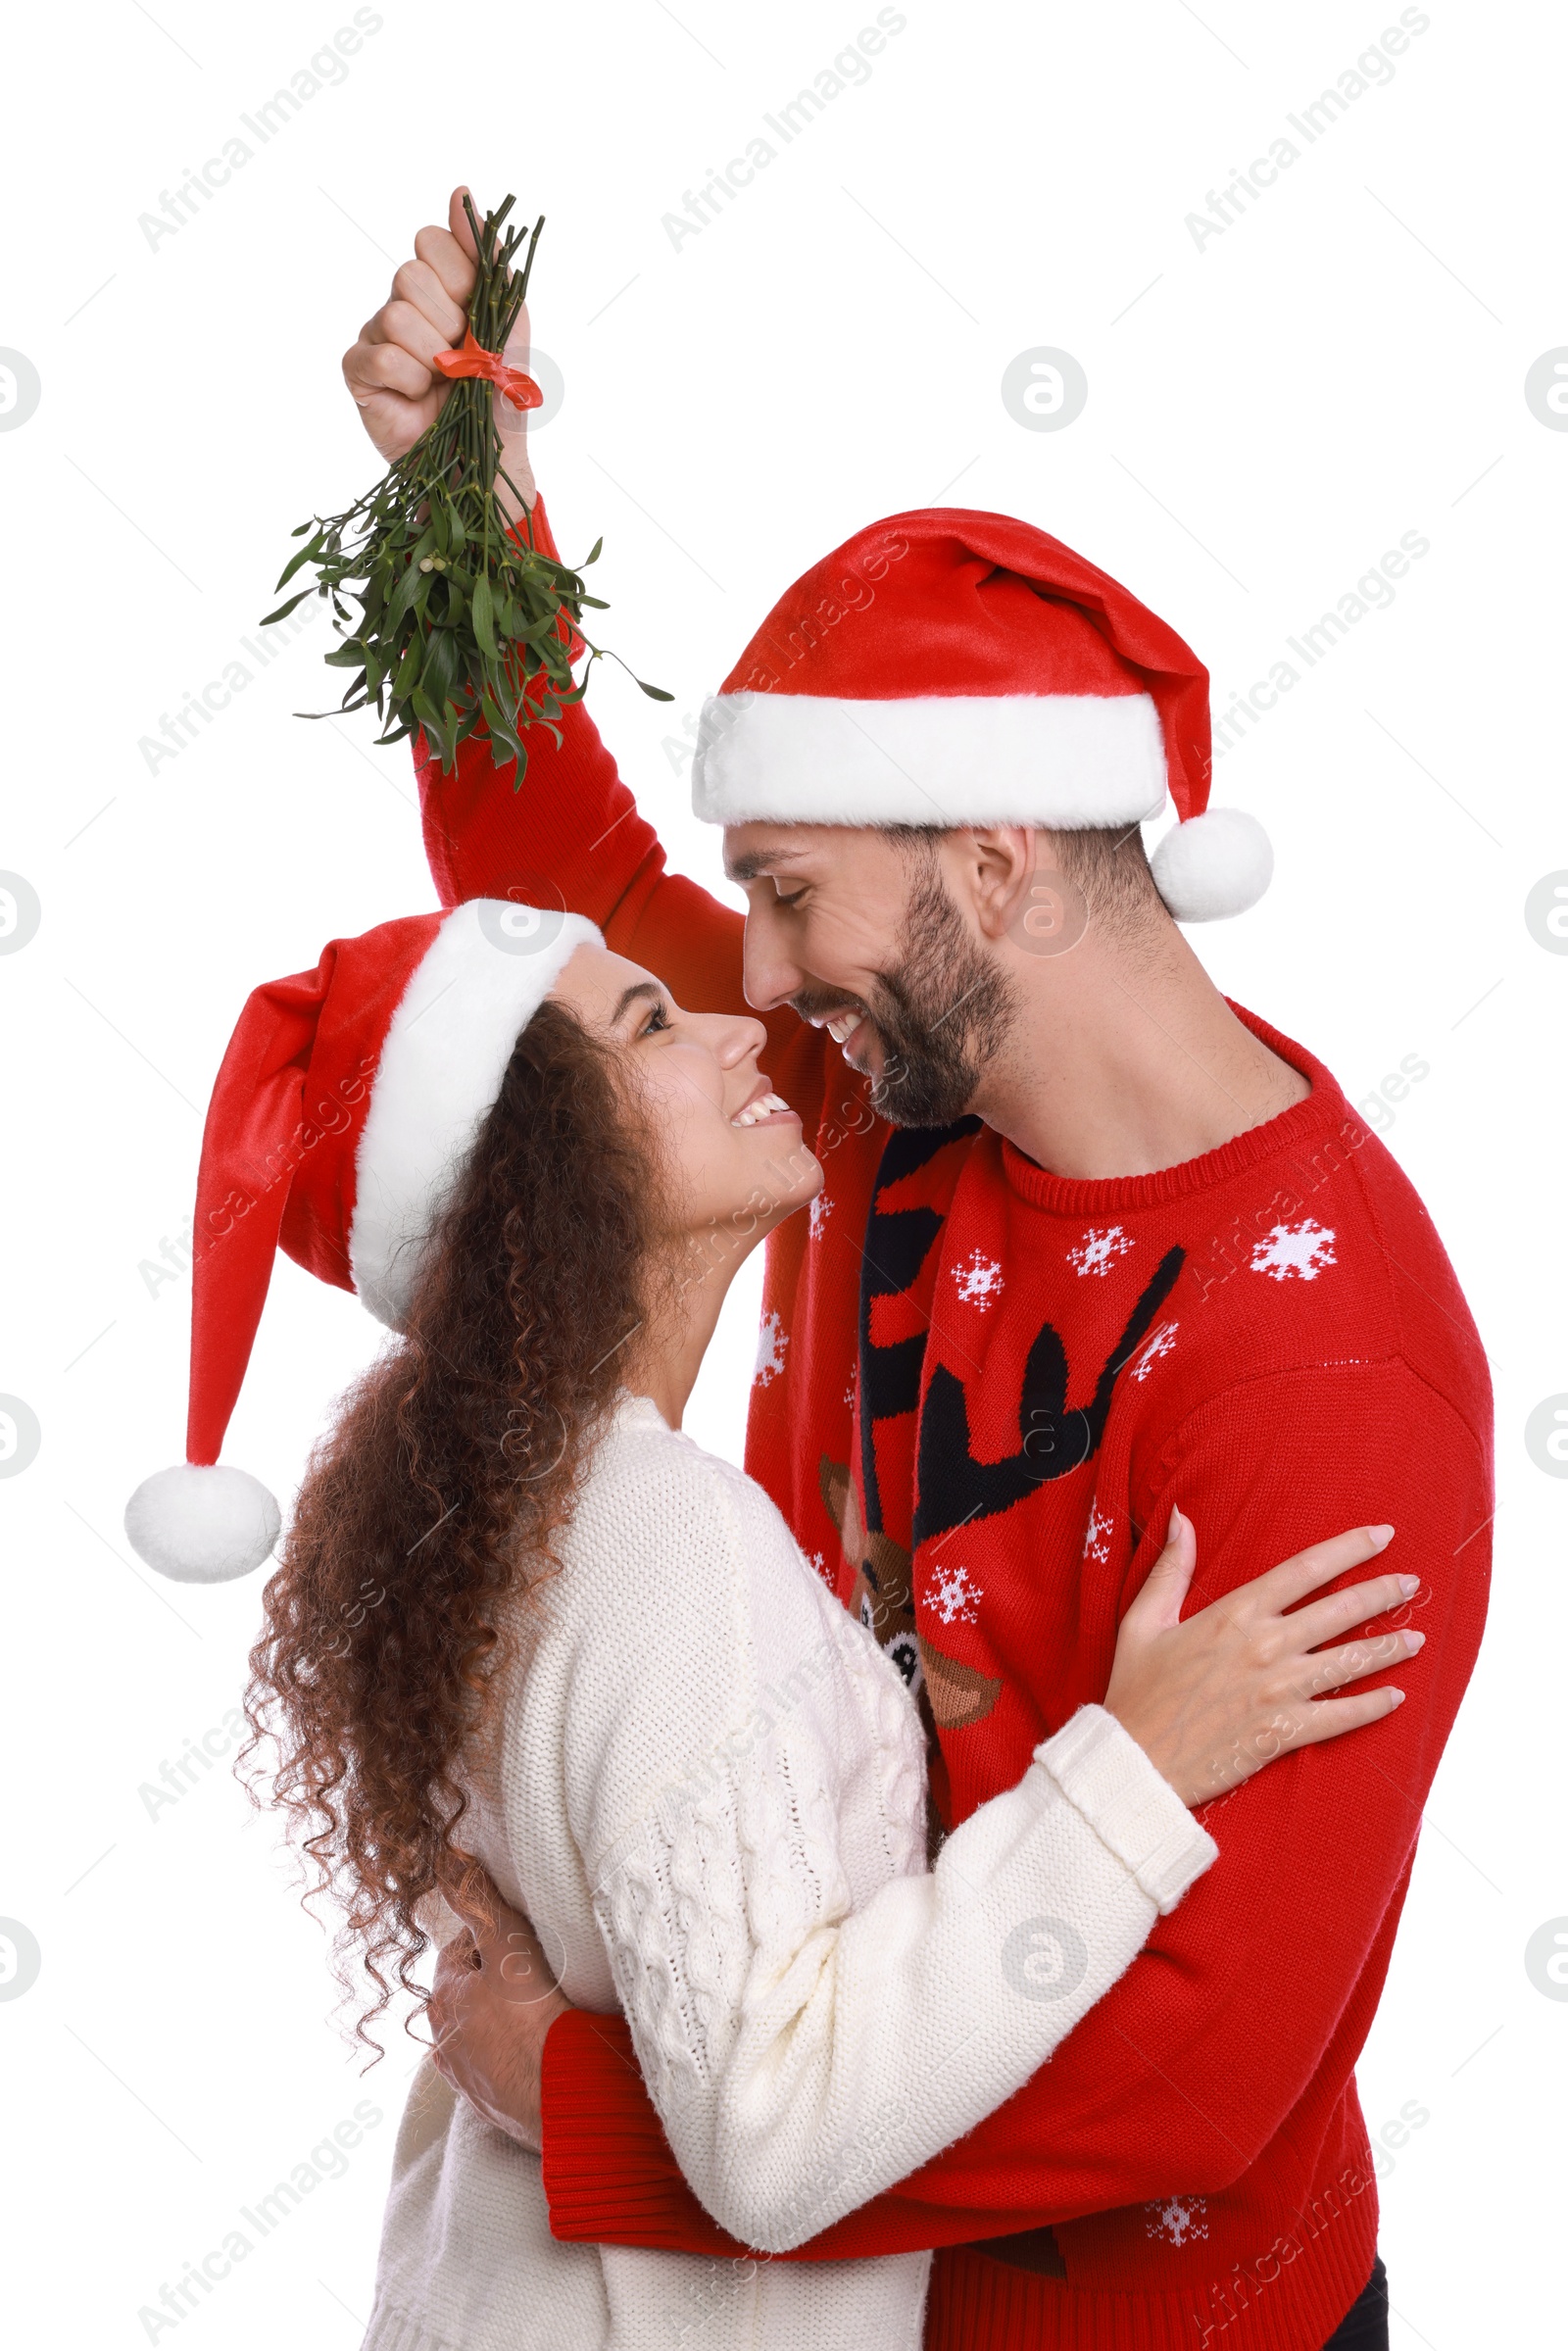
1321;2256;1389;2350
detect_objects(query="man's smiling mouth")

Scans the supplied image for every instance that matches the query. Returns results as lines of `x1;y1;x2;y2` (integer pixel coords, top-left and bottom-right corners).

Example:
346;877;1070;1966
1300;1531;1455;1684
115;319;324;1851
807;1007;863;1046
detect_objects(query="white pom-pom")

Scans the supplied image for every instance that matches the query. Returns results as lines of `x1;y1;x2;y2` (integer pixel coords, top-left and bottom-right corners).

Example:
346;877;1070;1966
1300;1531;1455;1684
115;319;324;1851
1150;807;1273;922
123;1463;281;1585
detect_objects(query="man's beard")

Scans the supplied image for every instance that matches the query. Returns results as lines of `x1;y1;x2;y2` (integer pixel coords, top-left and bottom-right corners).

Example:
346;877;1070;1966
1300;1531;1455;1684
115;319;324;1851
796;865;1019;1129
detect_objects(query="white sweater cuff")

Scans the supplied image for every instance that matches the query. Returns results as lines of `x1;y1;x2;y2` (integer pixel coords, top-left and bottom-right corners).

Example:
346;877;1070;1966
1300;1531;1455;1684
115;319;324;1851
1035;1705;1217;1914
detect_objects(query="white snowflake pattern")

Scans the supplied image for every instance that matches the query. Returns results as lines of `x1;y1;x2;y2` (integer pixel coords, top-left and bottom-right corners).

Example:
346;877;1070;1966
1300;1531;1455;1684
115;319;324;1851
753;1309;788;1387
808;1193;834;1241
1082;1499;1113;1563
953;1249;1005;1311
806;1549;827;1582
1131;1319;1179;1382
928;1563;983;1626
1250;1218;1338;1284
1144;2194;1208;2250
843;1381;857;1408
1068;1224;1134;1278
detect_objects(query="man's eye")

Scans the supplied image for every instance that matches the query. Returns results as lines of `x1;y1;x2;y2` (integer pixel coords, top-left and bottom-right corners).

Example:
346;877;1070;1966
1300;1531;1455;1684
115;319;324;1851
775;889;808;910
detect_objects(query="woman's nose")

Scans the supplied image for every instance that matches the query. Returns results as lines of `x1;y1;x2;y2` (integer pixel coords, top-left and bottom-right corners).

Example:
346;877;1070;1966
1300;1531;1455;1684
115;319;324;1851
711;1013;770;1066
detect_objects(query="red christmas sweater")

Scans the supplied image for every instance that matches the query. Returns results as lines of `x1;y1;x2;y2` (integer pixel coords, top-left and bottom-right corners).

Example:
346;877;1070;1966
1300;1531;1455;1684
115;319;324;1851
415;501;1492;2351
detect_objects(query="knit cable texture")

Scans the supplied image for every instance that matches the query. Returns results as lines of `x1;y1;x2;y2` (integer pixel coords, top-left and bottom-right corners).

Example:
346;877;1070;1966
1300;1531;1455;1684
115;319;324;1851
361;1396;1212;2350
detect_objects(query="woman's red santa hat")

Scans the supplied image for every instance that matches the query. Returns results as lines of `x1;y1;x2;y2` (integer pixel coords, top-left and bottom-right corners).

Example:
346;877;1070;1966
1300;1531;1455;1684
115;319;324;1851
691;507;1271;922
123;900;600;1584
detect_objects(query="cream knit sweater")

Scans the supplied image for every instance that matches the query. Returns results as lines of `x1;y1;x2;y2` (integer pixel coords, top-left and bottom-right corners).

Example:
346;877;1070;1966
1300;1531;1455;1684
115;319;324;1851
362;1394;1215;2351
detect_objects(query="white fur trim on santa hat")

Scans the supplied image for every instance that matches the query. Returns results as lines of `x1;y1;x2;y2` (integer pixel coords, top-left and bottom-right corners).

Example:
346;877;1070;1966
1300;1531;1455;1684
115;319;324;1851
350;901;604;1330
124;1462;281;1585
1150;807;1273;922
692;691;1167;830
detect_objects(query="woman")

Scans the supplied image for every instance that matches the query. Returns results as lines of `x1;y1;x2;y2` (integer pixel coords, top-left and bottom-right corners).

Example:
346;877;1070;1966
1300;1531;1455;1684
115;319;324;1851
125;902;1419;2351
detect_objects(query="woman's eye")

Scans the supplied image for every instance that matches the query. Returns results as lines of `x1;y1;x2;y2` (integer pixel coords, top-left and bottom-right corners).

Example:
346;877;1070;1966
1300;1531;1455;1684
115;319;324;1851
641;1004;671;1036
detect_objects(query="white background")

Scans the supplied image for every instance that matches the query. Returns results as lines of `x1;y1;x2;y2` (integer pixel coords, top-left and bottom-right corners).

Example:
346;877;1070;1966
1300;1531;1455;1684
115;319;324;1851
1;1;1563;2343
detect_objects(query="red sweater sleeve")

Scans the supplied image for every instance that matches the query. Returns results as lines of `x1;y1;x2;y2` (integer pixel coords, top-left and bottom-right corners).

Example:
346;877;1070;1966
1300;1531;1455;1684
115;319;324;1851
543;1356;1490;2258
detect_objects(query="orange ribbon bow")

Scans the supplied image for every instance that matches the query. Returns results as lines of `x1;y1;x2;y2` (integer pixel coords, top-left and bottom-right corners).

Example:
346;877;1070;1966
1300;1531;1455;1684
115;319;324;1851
431;327;542;412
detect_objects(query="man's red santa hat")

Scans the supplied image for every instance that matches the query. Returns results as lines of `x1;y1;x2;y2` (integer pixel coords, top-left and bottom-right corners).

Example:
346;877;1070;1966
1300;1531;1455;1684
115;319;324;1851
691;507;1270;922
123;900;600;1584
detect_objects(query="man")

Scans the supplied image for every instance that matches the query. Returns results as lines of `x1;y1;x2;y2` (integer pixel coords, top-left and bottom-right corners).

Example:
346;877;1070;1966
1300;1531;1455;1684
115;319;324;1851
342;191;1490;2351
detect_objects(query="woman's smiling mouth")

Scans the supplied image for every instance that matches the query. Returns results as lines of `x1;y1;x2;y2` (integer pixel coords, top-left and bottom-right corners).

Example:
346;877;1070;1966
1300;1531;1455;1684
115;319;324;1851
730;1088;797;1129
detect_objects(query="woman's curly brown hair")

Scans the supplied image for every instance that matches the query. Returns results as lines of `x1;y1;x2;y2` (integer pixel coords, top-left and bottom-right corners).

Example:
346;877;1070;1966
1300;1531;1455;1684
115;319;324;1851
241;998;662;2056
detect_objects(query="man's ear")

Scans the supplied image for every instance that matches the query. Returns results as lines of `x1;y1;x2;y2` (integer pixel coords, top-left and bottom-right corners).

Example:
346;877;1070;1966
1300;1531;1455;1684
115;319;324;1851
961;826;1036;942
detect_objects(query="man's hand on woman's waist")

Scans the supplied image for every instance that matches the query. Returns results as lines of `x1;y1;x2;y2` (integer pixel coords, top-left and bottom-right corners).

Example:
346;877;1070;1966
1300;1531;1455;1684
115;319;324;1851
426;1867;569;2152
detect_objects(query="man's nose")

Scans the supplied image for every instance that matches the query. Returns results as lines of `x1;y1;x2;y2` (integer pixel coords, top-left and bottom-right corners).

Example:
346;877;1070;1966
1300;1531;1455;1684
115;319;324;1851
740;906;803;1012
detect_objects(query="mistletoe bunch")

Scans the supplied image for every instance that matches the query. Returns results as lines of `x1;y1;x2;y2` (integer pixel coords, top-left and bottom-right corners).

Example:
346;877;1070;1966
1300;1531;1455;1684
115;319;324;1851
265;193;667;777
